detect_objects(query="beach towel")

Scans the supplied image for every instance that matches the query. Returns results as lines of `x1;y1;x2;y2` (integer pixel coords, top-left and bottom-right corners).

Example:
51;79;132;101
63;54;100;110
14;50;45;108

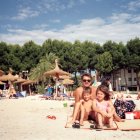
115;119;140;131
65;116;118;130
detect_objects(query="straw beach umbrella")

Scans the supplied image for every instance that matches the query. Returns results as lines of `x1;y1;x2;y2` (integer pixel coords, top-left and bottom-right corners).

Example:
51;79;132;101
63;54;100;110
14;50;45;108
62;79;74;85
44;59;70;96
14;78;27;91
21;80;36;96
21;80;36;85
0;72;19;82
59;75;71;79
14;78;27;84
44;59;70;78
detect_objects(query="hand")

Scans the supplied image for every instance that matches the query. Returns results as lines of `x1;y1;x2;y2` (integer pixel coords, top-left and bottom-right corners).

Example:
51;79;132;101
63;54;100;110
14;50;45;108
106;113;113;118
101;111;108;117
80;99;84;104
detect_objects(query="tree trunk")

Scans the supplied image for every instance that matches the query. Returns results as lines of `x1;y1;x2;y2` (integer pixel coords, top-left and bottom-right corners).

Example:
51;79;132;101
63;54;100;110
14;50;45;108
123;68;128;90
136;72;140;91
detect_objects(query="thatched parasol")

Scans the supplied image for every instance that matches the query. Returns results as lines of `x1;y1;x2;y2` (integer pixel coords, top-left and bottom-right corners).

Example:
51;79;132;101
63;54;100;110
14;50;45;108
21;80;36;85
59;75;71;79
14;78;27;84
0;72;19;81
44;59;70;78
44;59;70;95
62;79;74;85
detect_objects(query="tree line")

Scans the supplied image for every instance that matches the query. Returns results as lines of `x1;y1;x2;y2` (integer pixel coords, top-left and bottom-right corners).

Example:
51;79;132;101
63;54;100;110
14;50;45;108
0;37;140;88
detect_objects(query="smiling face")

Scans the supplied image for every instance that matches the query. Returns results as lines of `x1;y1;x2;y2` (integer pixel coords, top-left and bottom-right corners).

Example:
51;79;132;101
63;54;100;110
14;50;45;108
82;75;92;88
83;92;91;101
96;90;105;101
82;87;91;101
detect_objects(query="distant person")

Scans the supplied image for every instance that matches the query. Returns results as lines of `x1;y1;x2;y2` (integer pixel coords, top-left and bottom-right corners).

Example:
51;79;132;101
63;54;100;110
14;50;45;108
137;91;140;100
101;77;114;99
47;84;53;95
9;84;18;99
0;89;3;97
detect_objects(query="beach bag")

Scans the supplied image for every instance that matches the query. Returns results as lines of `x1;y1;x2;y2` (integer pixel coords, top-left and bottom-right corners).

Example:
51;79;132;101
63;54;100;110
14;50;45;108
133;111;140;119
114;99;136;119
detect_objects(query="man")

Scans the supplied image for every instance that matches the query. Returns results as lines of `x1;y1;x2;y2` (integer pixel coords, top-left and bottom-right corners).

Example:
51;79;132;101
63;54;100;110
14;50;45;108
74;73;96;102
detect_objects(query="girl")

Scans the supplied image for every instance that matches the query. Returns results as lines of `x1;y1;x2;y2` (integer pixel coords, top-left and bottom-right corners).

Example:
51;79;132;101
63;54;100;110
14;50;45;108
92;85;114;129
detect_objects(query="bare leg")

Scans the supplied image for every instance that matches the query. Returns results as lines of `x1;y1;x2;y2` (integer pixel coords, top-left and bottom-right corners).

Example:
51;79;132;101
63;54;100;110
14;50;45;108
71;102;81;123
79;104;85;126
96;113;103;128
113;112;124;122
107;108;113;128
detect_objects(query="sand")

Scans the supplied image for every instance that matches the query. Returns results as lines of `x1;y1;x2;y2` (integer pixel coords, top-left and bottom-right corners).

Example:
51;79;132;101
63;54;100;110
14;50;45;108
0;95;140;140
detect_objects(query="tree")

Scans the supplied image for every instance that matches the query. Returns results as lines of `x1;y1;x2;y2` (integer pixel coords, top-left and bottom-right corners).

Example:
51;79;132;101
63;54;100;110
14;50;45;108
29;53;58;93
126;38;140;91
95;51;113;77
21;41;42;71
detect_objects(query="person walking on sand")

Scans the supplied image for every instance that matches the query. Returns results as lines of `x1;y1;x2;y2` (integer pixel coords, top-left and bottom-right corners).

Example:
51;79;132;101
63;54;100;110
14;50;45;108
92;85;114;128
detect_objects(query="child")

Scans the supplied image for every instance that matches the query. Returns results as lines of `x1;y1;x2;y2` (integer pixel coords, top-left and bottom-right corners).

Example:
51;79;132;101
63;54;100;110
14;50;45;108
79;87;93;125
92;85;114;129
67;87;93;127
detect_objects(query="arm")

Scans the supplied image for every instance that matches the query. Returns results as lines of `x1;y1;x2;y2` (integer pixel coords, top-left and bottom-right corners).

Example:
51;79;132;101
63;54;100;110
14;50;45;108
91;87;97;100
74;88;81;103
107;101;115;117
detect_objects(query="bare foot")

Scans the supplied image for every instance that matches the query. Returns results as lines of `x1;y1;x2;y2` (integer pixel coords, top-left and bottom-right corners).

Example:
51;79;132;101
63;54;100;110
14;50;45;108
80;120;84;126
65;122;72;128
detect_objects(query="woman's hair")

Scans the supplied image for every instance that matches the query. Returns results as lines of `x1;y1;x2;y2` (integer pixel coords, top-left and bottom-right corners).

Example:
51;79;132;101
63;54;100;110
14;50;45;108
96;85;110;100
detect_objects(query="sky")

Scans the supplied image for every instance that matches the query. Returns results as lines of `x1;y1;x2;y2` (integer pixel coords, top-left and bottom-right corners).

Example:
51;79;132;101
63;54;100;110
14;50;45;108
0;0;140;45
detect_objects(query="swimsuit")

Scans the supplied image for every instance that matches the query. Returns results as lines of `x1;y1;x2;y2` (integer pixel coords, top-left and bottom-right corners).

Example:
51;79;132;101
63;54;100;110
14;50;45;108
96;100;109;111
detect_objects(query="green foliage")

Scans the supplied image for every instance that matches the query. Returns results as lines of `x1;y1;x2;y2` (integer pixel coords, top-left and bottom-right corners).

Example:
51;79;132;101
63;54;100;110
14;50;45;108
95;51;113;75
0;37;140;83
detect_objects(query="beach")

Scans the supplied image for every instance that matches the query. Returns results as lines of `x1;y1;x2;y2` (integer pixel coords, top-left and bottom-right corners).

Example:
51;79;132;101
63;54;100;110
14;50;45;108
0;95;140;140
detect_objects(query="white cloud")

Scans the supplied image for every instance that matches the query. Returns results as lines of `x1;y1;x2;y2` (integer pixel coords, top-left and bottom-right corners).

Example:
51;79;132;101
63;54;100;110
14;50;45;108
127;0;140;11
0;13;140;45
11;7;39;20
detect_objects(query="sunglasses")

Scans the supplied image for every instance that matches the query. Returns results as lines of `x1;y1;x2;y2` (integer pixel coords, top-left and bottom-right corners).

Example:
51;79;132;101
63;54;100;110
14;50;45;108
83;79;91;82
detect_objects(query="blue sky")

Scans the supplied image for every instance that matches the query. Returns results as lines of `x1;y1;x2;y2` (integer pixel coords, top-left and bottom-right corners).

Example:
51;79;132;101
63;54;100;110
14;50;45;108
0;0;140;45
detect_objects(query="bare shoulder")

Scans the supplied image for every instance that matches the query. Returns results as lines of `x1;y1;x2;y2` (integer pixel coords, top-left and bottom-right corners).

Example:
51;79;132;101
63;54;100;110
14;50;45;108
74;86;83;93
74;87;83;102
73;86;83;96
91;86;97;91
